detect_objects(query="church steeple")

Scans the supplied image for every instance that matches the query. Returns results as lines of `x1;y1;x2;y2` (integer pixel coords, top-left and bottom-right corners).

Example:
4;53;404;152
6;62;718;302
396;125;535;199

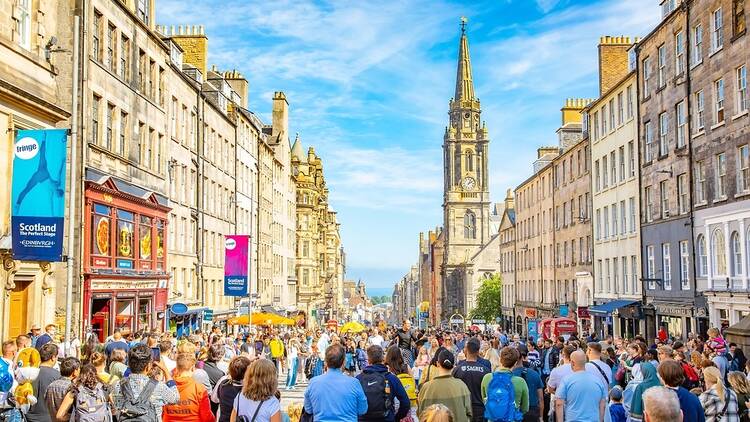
454;17;475;103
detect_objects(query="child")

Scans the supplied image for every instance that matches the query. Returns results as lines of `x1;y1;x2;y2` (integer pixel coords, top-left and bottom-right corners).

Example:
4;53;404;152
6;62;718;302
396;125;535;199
609;386;626;422
706;327;727;356
355;340;368;372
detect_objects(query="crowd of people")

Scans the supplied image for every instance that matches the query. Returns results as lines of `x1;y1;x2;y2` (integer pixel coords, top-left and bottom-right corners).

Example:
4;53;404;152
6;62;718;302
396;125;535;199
2;319;750;422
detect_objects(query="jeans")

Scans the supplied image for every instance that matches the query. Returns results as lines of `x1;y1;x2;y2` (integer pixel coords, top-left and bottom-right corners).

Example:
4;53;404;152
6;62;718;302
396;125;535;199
286;357;298;388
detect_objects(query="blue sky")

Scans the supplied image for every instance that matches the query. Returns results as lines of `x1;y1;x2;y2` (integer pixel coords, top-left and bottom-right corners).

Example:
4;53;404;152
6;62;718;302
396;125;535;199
156;0;660;295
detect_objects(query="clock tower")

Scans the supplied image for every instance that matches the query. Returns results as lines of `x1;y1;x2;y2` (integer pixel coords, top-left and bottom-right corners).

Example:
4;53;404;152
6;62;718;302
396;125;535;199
442;19;491;318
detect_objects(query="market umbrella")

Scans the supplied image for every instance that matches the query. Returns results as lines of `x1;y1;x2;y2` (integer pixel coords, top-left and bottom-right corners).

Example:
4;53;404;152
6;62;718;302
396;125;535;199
228;313;296;326
339;321;366;334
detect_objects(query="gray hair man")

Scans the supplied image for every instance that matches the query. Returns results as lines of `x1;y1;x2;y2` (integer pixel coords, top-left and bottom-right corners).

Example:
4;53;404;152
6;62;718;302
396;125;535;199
643;387;682;422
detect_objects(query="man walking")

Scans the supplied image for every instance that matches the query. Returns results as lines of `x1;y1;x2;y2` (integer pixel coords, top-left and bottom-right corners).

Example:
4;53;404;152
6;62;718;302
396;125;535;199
586;342;612;392
26;344;60;422
514;345;544;422
396;320;417;367
304;344;368;421
356;345;410;422
453;338;491;422
44;357;80;420
34;324;57;351
555;350;606;422
481;347;529;419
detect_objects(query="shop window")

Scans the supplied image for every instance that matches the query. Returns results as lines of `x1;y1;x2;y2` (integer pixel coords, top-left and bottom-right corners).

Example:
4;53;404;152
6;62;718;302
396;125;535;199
116;210;135;268
91;204;112;266
115;298;135;333
138;297;152;331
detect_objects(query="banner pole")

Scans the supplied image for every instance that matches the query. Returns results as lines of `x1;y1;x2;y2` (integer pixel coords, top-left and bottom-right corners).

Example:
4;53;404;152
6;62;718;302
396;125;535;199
64;15;80;356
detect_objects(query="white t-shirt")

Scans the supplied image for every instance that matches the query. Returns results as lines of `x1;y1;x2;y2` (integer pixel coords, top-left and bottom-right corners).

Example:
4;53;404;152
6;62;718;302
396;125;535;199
233;394;281;422
369;335;384;347
547;363;573;394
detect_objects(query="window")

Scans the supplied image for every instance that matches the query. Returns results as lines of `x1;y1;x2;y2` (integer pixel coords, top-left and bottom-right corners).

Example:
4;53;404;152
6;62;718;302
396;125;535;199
738;144;750;193
610;151;616;185
680;240;690;289
612;203;618;237
16;0;31;49
677;174;688;214
619;146;625;182
119;112;127;155
609;99;615;131
137;0;150;24
645;121;654;162
620;200;627;234
120;36;129;80
715;79;725;123
628;141;635;177
663;243;672;290
645;186;654;222
662;0;676;17
464;211;476;239
466;151;474;172
601;104;607;135
734;0;746;36
593;111;599;141
93;11;102;62
603;156;609;188
731;231;743;276
643;58;652;97
107;24;116;71
595;161;600;191
697;235;708;276
695;161;707;203
647;246;656;288
660;180;669;219
738;65;748;113
91;95;100;144
595;209;601;240
712;228;727;276
629;197;636;232
675;31;685;75
658;44;666;88
603;206;609;238
716;152;727;198
617;92;624;125
627;85;634;119
713;8;724;52
693;24;703;65
676;100;686;148
106;103;114;150
695;90;705;130
659;112;669;156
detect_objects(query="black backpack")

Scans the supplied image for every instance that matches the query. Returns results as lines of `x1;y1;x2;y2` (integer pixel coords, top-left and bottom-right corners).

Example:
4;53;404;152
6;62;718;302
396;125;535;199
116;378;158;422
358;370;392;421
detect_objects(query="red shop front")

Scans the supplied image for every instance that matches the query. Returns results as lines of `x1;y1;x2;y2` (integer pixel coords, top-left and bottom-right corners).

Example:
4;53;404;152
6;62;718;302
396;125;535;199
82;170;170;342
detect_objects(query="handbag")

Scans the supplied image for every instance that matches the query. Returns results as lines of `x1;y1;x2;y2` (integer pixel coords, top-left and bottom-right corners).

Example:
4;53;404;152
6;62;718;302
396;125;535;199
300;408;314;422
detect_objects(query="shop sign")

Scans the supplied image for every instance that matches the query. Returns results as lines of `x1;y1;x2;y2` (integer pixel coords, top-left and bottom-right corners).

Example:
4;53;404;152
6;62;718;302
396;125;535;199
171;302;188;315
655;304;693;318
527;320;539;340
577;307;590;318
525;308;537;318
11;129;68;262
223;235;250;296
204;309;214;321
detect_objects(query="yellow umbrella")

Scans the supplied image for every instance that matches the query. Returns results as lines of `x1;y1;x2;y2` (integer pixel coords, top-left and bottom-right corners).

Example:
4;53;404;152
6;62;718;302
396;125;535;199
339;321;366;334
228;313;296;326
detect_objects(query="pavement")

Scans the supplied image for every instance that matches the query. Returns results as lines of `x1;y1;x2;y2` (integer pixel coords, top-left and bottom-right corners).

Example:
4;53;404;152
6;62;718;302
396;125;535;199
277;366;308;411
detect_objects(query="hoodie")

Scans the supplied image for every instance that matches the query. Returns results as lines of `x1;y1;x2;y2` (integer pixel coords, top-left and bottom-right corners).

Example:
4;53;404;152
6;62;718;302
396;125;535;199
356;364;410;422
162;376;215;422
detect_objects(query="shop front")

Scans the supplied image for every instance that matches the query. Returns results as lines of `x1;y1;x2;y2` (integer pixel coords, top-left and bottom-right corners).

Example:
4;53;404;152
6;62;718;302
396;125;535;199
589;299;642;339
82;172;170;341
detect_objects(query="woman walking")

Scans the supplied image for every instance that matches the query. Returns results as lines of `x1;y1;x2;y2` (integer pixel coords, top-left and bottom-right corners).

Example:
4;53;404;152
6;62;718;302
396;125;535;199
230;359;282;422
285;338;299;390
700;366;740;422
56;364;112;422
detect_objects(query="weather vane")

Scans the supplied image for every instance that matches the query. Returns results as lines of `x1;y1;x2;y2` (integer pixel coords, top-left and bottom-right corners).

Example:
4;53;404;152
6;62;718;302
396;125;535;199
460;16;468;34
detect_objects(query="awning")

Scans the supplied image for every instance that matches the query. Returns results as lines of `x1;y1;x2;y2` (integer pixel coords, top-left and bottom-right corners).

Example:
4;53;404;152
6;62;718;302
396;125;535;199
588;300;640;316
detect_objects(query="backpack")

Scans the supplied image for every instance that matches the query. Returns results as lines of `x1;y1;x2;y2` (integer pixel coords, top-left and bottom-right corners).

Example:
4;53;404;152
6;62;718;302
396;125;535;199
116;378;158;422
73;384;111;422
358;370;392;420
397;373;418;406
484;372;523;422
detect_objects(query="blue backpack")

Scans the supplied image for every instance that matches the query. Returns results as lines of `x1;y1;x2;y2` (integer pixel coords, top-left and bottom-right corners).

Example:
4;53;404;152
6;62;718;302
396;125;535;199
484;372;523;422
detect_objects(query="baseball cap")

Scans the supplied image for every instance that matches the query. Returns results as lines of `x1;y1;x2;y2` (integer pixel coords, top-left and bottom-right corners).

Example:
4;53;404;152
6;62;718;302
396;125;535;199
609;386;623;401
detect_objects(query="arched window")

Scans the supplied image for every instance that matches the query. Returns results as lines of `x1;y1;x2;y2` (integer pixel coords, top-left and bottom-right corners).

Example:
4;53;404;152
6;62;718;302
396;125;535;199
731;231;743;276
466;151;474;172
712;229;727;277
464;211;476;239
697;235;707;276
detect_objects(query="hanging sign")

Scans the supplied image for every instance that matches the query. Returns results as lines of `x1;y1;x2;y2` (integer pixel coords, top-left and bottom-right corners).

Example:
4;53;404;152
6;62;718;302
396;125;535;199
223;235;250;296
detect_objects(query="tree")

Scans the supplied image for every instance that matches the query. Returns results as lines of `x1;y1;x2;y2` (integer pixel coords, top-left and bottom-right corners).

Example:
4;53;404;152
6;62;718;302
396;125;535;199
469;273;503;321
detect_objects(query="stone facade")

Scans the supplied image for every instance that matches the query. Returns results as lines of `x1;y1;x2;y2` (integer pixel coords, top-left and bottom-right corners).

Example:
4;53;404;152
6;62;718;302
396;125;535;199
498;190;516;331
637;1;705;340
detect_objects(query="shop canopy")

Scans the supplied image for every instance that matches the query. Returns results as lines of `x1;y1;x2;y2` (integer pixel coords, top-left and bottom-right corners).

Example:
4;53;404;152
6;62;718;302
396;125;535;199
227;313;296;326
588;299;640;316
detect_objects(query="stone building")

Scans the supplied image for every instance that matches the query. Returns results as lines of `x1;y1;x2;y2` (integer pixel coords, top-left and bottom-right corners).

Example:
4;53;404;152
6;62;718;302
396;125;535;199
636;0;707;340
498;190;516;331
442;23;492;318
688;0;749;329
514;147;557;334
551;99;593;330
588;37;644;338
0;0;71;339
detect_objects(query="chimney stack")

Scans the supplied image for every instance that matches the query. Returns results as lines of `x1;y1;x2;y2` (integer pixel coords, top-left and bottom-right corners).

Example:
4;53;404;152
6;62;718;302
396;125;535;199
598;35;634;95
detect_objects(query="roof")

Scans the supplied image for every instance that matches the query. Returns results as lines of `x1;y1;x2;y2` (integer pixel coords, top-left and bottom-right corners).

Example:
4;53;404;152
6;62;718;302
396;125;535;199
454;28;475;102
291;134;304;162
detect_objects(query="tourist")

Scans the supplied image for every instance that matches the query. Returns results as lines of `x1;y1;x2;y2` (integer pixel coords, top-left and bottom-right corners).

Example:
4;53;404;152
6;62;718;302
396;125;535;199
700;366;740;422
453;338;491;422
642;387;681;422
385;345;418;422
514;345;544;422
26;343;60;422
421;403;455;422
304;344;367;420
44;357;80;421
161;340;177;372
90;352;118;386
104;329;130;358
396;321;418;367
35;324;57;351
212;356;252;422
586;342;613;391
418;349;472;422
162;352;215;422
357;345;410;421
54;364;111;422
16;335;40;368
629;362;662;422
657;359;705;422
554;350;607;422
285;338;299;390
727;372;750;422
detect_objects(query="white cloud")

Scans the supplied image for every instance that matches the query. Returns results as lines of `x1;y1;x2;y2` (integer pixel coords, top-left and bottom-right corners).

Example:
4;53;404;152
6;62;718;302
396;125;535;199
536;0;563;13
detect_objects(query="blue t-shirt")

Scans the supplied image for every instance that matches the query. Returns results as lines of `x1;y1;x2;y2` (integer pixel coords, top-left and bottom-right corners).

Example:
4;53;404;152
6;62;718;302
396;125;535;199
674;386;706;422
609;402;626;422
513;367;544;407
556;370;606;421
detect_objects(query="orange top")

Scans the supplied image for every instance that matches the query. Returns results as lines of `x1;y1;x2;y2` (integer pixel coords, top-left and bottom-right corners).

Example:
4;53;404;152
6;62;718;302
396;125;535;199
162;376;215;422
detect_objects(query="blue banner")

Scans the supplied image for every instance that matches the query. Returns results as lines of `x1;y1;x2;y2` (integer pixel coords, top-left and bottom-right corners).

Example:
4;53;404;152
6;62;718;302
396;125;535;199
11;129;68;262
527;319;539;341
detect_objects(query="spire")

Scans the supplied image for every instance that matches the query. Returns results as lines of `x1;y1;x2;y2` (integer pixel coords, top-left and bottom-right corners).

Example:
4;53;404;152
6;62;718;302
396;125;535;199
454;17;475;103
291;133;304;162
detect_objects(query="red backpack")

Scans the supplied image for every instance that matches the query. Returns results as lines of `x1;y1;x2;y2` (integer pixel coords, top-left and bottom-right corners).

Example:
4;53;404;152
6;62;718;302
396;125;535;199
681;361;699;382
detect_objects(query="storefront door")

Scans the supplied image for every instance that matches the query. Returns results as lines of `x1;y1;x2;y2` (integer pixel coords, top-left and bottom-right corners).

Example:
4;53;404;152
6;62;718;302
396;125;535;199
8;278;31;339
115;298;135;334
138;296;152;332
91;298;111;342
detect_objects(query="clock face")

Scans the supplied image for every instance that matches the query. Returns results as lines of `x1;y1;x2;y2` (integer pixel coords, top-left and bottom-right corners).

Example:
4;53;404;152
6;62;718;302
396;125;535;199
462;177;476;190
